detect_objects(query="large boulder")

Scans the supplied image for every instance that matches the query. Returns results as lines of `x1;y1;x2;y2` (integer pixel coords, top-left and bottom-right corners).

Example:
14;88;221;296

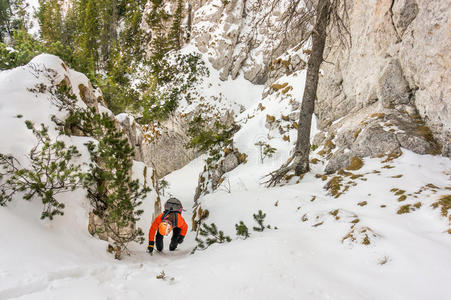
323;107;440;173
377;59;411;108
351;124;399;158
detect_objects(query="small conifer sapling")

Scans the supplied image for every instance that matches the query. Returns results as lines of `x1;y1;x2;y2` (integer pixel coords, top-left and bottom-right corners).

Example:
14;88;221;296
255;141;276;164
235;221;250;239
192;222;231;253
253;210;267;232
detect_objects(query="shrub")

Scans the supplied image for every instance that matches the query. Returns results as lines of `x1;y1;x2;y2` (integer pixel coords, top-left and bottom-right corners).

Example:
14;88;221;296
0;122;84;219
253;210;267;232
325;176;343;198
139;53;209;123
255;141;276;164
346;156;363;171
186;115;237;153
192;222;231;253
0;30;74;70
431;195;451;217
235;221;250;239
397;204;411;214
0;30;44;69
66;107;150;257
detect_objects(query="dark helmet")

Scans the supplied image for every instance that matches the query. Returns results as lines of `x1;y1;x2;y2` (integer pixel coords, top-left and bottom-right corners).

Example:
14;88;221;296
164;198;183;212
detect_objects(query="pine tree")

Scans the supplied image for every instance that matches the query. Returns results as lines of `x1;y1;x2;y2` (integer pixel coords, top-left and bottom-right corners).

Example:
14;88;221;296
0;0;29;42
38;0;63;43
0;0;12;42
15;0;28;30
235;221;250;239
0;121;84;219
78;0;99;74
192;222;231;253
255;141;276;164
121;0;147;60
147;0;170;73
11;0;207;121
60;2;78;46
168;0;183;50
253;210;267;232
0;30;44;69
97;0;122;63
101;42;137;113
65;107;150;257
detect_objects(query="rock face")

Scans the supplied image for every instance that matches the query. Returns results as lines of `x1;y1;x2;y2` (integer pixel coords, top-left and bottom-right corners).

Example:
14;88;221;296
392;0;419;36
191;0;311;83
117;108;236;178
115;113;197;178
141;115;198;177
116;114;146;162
316;0;450;157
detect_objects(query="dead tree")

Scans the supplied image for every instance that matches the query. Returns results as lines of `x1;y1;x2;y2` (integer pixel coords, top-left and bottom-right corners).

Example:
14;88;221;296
264;0;349;187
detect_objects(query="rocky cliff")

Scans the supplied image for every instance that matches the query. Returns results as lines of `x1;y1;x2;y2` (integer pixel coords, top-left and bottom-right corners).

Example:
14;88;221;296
316;0;450;162
134;0;449;177
187;0;450;165
191;0;311;84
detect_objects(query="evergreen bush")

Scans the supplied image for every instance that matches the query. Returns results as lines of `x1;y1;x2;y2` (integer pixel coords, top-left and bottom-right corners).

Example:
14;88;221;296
253;210;267;232
0;0;30;42
0;122;84;219
235;221;250;239
158;178;169;196
186;116;239;165
0;30;74;70
139;52;209;123
66;107;150;256
192;222;231;253
255;141;276;164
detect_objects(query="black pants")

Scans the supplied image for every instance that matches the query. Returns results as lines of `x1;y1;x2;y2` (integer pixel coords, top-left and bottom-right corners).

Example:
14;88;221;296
155;227;181;251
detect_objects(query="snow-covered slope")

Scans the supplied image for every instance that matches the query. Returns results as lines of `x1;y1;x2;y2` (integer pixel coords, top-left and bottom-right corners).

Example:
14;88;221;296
1;53;450;300
180;61;451;298
0;55;155;299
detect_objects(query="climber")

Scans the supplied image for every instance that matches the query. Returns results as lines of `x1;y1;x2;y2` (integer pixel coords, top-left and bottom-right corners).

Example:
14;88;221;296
147;197;188;254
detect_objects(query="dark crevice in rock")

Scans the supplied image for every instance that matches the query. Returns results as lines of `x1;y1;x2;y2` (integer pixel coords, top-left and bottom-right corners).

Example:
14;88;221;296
389;0;402;42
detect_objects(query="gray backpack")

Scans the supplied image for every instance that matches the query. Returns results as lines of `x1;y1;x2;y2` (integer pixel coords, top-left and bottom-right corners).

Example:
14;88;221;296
164;198;183;212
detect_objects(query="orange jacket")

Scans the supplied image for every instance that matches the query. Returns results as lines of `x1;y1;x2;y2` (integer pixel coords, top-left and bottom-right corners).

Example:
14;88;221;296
148;212;188;242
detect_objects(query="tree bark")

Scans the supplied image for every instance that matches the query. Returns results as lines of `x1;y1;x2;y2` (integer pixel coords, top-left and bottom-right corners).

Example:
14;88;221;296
294;0;330;176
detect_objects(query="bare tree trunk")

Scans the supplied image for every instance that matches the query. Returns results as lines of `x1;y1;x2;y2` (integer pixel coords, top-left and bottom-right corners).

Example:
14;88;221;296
263;0;349;187
293;0;330;175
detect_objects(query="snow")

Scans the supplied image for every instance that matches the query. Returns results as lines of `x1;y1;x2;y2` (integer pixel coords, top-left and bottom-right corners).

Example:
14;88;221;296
0;55;86;161
1;54;451;300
